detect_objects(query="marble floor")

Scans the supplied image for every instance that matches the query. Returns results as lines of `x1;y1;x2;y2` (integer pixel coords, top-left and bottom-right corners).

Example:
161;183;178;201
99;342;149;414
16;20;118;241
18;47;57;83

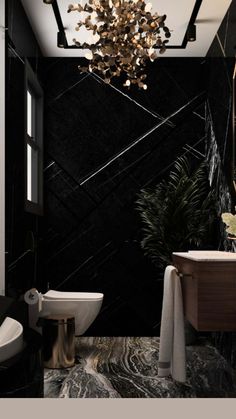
44;337;236;398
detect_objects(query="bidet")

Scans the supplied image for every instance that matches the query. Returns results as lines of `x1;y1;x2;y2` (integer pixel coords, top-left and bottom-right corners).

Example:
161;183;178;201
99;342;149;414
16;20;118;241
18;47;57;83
0;317;24;362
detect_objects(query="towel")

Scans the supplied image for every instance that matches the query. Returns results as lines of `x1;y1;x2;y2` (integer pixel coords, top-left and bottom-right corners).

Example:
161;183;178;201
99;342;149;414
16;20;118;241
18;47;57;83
158;265;186;383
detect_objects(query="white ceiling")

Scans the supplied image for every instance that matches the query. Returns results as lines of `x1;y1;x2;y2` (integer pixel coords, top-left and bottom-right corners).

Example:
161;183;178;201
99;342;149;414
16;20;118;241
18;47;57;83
21;0;232;57
54;0;196;47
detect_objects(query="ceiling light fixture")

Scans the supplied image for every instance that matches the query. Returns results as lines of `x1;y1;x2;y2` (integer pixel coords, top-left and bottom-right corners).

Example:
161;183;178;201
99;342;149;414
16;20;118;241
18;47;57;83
57;31;67;48
187;24;196;42
68;1;171;89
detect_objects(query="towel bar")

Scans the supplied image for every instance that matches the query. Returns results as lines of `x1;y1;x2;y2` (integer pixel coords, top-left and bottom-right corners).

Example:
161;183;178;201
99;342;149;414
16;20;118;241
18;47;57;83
176;272;192;279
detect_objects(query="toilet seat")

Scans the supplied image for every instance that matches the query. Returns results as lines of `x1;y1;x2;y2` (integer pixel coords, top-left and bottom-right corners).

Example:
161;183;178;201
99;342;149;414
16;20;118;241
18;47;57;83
43;290;104;302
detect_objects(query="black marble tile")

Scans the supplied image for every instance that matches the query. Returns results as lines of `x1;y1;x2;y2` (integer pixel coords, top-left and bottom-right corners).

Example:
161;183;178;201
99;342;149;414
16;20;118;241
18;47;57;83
207;0;236;57
45;76;159;184
45;162;96;220
104;58;207;118
44;337;236;398
39;58;89;103
204;56;236;371
223;3;236;56
206;58;234;191
45;191;79;236
132;113;205;186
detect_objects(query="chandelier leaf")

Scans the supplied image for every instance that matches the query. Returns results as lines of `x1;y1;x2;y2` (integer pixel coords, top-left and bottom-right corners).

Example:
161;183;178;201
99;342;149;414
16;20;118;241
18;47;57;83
68;1;171;88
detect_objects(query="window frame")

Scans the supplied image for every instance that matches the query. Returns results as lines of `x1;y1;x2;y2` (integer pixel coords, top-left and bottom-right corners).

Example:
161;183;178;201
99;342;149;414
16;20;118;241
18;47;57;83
24;60;44;216
233;60;236;193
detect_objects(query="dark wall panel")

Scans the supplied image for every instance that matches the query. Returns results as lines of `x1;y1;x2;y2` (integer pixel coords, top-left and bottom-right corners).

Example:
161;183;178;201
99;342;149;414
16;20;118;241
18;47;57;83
206;58;234;186
6;0;42;298
38;58;213;335
8;0;42;57
207;0;236;58
205;57;236;369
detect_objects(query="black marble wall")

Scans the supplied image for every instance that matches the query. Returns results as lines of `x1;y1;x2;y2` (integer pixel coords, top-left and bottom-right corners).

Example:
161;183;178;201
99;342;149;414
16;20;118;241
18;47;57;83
5;0;43;300
205;62;236;368
205;59;234;214
38;57;216;336
206;2;236;368
207;0;236;58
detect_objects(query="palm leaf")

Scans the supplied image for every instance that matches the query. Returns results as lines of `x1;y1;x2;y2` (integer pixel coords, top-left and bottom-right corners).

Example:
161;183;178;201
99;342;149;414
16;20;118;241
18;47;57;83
136;156;217;269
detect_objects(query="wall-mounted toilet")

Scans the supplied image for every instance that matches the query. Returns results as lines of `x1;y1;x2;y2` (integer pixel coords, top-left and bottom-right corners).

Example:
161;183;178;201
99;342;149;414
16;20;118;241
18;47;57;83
41;290;104;336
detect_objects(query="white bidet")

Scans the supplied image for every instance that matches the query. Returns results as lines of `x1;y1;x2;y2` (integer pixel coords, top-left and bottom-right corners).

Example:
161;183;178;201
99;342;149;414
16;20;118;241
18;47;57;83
0;317;24;363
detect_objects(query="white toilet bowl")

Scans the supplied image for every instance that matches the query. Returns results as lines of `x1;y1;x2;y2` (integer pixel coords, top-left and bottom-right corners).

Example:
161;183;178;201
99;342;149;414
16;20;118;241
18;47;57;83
41;290;104;336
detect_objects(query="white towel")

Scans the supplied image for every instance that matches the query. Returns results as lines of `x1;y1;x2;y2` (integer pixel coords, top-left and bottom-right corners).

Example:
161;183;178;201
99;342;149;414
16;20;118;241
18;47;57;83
158;265;186;383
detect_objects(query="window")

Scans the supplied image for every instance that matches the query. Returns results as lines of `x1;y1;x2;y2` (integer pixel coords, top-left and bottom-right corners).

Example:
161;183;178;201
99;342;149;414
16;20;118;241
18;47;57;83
25;61;43;215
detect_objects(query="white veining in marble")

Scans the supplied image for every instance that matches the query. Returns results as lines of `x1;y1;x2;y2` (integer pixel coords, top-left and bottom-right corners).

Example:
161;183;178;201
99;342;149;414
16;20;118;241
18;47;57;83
44;337;236;398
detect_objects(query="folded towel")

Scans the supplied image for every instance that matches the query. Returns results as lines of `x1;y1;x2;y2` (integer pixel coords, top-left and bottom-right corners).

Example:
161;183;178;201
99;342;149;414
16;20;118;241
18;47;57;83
158;265;186;383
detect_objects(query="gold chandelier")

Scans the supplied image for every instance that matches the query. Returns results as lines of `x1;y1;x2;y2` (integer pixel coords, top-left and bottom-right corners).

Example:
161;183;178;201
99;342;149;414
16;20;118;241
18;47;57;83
68;1;171;89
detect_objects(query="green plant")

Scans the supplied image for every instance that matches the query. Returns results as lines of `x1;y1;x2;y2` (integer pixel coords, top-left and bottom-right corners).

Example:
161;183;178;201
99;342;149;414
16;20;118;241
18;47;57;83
136;156;217;269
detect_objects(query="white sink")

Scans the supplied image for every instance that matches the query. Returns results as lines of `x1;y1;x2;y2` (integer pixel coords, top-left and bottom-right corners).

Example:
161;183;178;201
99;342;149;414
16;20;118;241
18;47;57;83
0;317;24;363
173;250;236;261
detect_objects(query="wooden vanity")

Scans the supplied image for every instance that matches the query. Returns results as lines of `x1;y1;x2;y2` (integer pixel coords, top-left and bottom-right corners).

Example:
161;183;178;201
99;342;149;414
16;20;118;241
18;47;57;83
172;251;236;332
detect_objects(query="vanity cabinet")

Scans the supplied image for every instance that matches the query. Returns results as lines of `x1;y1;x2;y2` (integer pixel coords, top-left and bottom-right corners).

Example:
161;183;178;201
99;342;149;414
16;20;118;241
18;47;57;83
172;252;236;332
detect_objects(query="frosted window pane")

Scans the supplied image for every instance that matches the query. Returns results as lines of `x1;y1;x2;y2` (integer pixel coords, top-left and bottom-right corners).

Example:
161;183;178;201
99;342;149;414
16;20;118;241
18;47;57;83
27;91;32;137
27;144;32;201
27;144;38;204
